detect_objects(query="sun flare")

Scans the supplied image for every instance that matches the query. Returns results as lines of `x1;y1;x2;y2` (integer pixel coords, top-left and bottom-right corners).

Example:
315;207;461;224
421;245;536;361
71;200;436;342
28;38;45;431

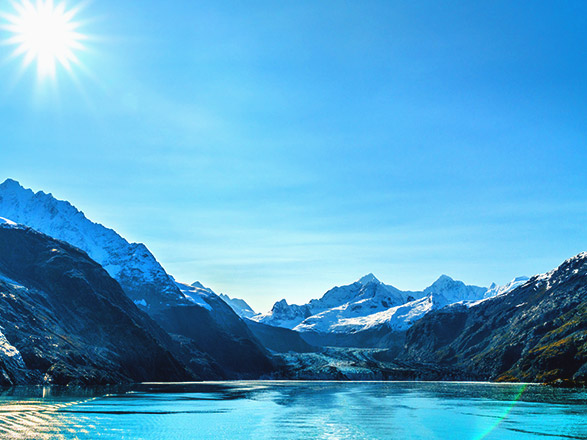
1;0;86;79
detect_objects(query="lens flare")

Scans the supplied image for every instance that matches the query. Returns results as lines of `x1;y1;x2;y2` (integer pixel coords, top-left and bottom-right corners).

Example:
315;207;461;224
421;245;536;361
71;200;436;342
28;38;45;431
1;0;86;80
476;384;528;440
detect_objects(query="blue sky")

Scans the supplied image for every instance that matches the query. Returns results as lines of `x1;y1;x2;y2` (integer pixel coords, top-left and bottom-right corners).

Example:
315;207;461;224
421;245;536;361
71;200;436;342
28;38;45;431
1;0;586;311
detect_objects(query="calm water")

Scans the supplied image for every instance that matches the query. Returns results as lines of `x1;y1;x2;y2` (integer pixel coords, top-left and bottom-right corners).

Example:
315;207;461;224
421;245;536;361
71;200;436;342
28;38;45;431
0;381;584;440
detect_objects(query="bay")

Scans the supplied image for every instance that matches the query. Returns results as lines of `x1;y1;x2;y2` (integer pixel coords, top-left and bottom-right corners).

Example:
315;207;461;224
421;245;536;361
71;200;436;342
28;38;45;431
0;382;584;440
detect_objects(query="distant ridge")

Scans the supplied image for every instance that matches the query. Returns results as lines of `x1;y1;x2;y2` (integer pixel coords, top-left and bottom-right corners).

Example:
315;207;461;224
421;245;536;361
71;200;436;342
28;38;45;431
219;293;257;319
251;273;526;335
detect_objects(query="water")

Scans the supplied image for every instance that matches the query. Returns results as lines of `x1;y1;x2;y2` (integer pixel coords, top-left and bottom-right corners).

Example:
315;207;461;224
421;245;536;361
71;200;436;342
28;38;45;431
0;381;584;440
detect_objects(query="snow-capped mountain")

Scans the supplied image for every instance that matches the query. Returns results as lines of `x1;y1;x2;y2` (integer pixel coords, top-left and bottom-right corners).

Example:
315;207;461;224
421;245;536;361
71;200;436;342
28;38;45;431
483;276;530;298
253;274;424;330
422;275;486;307
258;299;314;329
253;273;526;334
0;179;275;378
175;281;213;311
309;273;422;311
0;179;186;310
219;293;256;319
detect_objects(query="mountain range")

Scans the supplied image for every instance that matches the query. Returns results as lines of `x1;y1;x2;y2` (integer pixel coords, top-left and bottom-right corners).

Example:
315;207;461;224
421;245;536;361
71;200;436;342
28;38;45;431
0;179;273;379
251;273;528;336
0;179;584;386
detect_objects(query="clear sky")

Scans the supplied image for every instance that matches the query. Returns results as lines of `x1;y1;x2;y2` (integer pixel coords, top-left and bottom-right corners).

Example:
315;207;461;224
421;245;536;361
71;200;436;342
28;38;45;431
1;1;586;312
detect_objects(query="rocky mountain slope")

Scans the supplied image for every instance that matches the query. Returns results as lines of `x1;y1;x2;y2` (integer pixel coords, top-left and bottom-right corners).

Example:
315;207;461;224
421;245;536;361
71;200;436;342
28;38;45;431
401;253;587;384
0;179;273;378
0;219;192;385
244;319;316;354
158;282;274;377
180;283;311;355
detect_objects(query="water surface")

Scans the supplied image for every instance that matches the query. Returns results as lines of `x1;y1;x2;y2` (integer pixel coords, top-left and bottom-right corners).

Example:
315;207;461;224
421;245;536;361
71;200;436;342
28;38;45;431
0;381;584;439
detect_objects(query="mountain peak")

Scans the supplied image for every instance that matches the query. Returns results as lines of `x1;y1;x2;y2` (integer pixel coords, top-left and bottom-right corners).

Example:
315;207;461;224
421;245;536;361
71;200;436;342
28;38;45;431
1;178;21;186
0;178;25;192
424;275;461;297
190;281;214;295
431;274;456;287
0;180;184;309
274;298;289;308
358;273;380;285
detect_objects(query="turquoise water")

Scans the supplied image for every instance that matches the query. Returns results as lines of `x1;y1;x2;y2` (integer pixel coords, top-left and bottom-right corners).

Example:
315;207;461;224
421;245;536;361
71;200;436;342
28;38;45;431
0;382;584;439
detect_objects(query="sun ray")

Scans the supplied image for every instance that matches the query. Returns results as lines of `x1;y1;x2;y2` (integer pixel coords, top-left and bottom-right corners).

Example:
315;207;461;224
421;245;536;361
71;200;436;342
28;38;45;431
0;0;87;80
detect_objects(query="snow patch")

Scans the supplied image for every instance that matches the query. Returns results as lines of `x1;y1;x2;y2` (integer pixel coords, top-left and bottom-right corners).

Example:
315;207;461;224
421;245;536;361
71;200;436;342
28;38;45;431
0;179;183;308
0;330;25;365
358;273;380;285
0;217;17;226
175;282;213;311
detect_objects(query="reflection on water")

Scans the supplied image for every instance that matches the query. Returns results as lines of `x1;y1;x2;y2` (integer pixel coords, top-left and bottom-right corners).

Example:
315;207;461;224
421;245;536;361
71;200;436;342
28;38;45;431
0;382;584;439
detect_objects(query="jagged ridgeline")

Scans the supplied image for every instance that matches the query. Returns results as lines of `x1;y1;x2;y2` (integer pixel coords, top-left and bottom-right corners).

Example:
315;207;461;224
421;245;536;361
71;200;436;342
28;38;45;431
0;179;585;385
0;179;274;382
250;272;530;348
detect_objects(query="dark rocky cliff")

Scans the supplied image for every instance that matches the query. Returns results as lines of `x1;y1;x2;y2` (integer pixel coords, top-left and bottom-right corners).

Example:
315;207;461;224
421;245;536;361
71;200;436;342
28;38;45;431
154;294;275;378
245;319;317;354
402;253;587;385
0;225;194;385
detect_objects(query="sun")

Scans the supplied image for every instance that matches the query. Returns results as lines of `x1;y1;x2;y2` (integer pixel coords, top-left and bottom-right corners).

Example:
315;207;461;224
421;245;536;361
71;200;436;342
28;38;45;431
1;0;86;80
